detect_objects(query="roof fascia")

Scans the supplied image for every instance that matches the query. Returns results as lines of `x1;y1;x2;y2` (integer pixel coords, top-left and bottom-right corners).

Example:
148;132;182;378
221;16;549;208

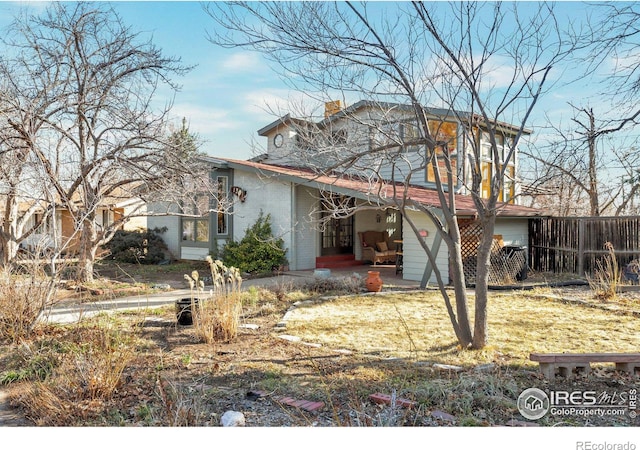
222;160;391;205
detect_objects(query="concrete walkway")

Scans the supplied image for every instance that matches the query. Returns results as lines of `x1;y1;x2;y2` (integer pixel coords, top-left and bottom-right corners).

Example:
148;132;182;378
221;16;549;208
41;265;418;325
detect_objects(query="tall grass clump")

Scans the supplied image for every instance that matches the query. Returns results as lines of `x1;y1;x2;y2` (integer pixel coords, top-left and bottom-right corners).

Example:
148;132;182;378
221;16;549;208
16;319;138;425
184;256;243;344
588;242;621;300
0;262;56;343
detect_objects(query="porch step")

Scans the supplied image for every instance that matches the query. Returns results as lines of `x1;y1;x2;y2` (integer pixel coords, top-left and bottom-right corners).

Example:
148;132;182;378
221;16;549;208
315;254;364;269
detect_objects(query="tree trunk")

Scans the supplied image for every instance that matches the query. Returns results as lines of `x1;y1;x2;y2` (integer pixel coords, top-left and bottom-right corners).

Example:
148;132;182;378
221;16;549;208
447;230;474;348
1;201;21;266
587;108;600;216
472;214;497;349
3;240;19;266
76;220;97;282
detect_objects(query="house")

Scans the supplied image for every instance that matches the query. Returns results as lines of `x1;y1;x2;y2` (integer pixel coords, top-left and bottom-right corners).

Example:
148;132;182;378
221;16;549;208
16;193;146;256
149;100;544;285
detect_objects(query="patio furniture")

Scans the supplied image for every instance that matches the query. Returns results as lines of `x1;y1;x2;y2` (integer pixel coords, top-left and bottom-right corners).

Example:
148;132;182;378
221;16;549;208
358;230;397;265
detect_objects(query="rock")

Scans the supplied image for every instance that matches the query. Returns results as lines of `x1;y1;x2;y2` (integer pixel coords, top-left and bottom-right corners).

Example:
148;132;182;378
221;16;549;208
152;283;171;290
220;410;245;427
239;324;259;330
431;410;456;423
473;363;496;373
505;419;540;427
433;363;464;372
277;334;302;342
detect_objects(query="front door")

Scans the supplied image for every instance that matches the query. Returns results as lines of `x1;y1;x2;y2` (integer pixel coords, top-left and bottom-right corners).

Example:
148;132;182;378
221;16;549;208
321;216;354;256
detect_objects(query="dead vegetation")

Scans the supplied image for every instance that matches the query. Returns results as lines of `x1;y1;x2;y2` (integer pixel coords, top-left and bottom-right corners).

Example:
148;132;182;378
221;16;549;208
0;260;639;427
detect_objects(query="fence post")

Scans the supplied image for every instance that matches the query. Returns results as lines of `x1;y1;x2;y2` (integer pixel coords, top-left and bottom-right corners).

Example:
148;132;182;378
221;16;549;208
577;218;585;277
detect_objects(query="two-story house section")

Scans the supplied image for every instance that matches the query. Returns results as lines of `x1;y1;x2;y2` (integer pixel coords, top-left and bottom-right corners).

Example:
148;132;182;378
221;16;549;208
149;100;541;286
255;100;530;205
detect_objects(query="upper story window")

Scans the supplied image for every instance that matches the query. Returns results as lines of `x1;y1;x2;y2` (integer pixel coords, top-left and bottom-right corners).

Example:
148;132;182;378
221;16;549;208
426;121;458;185
479;130;516;203
369;120;422;152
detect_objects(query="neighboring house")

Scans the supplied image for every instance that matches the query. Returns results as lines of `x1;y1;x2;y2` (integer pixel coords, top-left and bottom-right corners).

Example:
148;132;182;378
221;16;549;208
19;194;146;256
149;100;544;285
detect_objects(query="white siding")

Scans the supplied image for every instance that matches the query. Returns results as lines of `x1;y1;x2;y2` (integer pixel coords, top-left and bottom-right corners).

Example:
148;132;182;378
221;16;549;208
180;246;209;260
147;202;181;260
293;186;319;270
402;210;449;285
231;170;294;266
494;218;529;262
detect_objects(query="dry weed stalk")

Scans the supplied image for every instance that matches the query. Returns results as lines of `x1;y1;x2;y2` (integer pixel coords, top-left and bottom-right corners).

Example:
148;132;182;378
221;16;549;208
588;242;621;301
0;261;58;343
184;256;243;343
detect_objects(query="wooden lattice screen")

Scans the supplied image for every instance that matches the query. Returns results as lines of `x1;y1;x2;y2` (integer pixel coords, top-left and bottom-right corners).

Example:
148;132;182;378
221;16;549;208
459;219;527;285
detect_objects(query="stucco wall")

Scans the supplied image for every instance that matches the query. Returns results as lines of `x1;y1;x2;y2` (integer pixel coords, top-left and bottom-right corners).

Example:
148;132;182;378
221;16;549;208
231;170;294;266
293;186;319;270
147;202;181;260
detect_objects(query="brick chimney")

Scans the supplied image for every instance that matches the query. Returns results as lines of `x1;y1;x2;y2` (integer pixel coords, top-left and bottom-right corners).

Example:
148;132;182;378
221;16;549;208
324;100;342;118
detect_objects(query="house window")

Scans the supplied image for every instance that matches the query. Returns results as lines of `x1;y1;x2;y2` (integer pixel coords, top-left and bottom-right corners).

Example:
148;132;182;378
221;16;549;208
479;131;516;203
181;194;210;243
370;121;422;152
33;213;47;234
501;165;516;203
101;210;112;229
481;161;492;199
217;176;229;235
426;121;458;185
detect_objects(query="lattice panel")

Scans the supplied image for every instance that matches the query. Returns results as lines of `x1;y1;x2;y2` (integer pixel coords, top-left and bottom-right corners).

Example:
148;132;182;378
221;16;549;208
459;219;483;284
459;220;526;285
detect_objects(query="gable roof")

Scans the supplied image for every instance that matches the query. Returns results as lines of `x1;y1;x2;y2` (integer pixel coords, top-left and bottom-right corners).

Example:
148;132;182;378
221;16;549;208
218;158;544;218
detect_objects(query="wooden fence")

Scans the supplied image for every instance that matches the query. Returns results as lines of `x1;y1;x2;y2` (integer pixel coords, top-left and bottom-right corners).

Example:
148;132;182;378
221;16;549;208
529;216;640;276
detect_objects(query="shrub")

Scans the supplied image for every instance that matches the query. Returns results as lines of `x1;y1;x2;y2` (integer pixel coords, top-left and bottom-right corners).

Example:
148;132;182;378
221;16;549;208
0;264;55;343
102;227;169;264
222;212;288;274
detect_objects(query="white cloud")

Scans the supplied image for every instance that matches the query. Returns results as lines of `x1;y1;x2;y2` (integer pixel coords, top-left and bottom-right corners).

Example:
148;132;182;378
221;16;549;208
168;103;243;135
221;52;263;72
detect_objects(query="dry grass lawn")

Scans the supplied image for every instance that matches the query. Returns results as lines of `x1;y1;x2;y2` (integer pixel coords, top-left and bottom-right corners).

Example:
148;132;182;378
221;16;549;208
284;290;640;367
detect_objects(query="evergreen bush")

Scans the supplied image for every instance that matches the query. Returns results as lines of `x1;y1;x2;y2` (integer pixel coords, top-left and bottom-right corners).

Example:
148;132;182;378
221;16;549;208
222;212;288;274
102;227;169;264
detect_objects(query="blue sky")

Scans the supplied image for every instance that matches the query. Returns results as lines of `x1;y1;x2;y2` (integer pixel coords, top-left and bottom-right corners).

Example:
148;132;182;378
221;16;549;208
0;1;290;159
0;1;629;162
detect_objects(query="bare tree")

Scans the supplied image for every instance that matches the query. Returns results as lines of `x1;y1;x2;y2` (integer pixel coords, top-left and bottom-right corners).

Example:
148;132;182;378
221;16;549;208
522;105;640;216
0;81;54;265
0;2;192;281
206;1;574;349
520;3;640;217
